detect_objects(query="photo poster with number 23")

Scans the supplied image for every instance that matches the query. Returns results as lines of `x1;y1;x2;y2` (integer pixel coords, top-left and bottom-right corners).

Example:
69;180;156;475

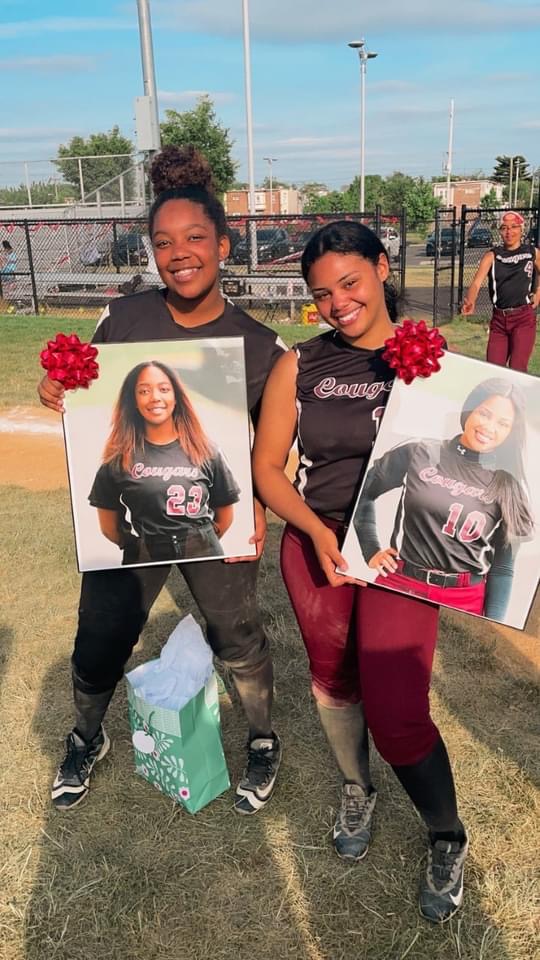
63;337;256;572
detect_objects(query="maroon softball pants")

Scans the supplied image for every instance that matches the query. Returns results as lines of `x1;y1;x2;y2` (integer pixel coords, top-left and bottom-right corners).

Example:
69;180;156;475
280;521;441;766
486;305;537;372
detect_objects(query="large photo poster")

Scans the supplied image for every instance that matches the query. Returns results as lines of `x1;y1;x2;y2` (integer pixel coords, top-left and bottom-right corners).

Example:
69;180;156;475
63;337;256;571
341;351;540;630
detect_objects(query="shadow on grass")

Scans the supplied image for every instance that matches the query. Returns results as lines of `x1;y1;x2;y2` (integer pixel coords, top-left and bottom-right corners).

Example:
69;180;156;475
434;606;539;789
15;516;517;960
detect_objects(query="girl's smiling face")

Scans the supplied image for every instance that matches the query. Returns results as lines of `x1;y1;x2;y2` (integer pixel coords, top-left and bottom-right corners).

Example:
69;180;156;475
460;394;515;453
307;251;393;349
151;198;229;302
135;365;176;427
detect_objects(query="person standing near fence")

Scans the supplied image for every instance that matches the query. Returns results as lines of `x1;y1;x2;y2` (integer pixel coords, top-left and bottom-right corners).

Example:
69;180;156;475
37;144;285;816
462;211;540;372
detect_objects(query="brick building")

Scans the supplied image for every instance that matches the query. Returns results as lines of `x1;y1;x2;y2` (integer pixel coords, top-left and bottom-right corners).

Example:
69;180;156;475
432;179;504;208
224;188;302;216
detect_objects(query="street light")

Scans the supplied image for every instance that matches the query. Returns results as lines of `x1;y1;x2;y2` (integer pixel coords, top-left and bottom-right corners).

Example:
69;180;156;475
263;157;278;214
348;38;378;214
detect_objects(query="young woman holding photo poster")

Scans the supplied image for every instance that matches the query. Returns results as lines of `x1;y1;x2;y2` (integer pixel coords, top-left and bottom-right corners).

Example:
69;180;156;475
253;220;468;924
38;146;284;816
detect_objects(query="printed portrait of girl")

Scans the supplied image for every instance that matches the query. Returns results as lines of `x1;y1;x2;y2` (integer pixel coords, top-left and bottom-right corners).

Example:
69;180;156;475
89;360;240;565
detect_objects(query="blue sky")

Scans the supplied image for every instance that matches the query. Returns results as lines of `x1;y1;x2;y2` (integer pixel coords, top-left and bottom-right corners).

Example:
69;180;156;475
0;0;539;190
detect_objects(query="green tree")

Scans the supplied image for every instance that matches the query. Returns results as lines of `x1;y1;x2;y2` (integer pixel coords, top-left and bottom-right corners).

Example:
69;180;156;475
480;188;499;209
341;175;386;212
303;190;347;214
492;154;531;184
0;180;76;206
401;177;439;227
56;126;134;200
160;96;237;194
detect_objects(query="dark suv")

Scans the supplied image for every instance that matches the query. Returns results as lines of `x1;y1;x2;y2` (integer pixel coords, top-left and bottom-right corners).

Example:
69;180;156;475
467;226;493;248
111;232;149;267
231;228;293;264
425;228;457;257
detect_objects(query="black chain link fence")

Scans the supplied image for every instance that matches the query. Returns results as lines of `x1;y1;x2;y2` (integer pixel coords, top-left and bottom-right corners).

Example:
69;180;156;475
0;210;406;321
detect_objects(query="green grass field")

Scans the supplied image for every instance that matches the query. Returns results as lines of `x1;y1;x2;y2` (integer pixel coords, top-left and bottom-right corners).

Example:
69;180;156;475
0;311;538;960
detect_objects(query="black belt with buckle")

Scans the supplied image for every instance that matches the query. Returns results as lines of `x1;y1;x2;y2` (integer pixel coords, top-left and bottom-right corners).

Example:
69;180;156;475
401;561;483;588
494;304;529;316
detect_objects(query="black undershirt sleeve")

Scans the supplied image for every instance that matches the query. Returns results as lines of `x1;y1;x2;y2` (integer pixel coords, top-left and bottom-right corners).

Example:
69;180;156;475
484;529;515;621
353;443;412;563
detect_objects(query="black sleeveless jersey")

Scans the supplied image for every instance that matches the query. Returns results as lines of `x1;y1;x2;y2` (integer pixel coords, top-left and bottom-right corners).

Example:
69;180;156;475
488;244;536;308
92;289;286;424
294;330;395;520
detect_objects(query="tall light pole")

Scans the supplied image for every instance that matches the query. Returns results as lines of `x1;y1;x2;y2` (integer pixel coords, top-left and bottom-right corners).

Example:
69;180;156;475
136;0;161;156
263;156;278;214
348;38;378;214
445;98;455;207
241;0;256;217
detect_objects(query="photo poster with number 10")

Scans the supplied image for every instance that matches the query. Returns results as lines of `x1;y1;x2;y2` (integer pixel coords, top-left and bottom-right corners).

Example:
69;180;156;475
62;337;256;572
340;350;540;631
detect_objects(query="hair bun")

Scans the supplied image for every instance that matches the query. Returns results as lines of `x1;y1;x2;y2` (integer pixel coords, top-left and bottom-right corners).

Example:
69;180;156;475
149;145;215;195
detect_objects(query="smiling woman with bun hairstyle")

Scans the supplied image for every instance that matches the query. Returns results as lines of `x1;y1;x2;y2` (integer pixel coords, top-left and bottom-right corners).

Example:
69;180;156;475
38;144;285;817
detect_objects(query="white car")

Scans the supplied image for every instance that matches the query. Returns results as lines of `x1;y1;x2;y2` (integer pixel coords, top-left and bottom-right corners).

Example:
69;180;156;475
379;227;401;261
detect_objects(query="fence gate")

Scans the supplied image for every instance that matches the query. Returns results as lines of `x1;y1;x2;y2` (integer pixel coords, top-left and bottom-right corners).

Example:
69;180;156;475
432;206;458;325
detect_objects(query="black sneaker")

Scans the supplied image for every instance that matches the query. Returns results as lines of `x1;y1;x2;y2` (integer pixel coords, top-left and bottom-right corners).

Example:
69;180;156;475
51;727;110;811
233;733;281;815
333;783;377;861
419;836;469;923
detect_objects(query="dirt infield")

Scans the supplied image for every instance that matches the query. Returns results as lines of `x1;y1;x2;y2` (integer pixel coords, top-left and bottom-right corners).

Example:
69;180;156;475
0;405;66;490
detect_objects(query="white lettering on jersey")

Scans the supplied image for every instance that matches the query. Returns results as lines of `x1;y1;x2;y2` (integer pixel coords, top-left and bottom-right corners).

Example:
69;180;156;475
313;377;393;400
419;466;495;504
131;463;199;482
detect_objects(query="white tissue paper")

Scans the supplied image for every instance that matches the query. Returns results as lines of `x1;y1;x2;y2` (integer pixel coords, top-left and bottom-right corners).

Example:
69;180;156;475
125;614;213;710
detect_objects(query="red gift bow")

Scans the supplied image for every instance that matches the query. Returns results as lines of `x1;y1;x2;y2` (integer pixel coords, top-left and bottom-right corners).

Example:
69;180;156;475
39;332;99;390
382;319;445;385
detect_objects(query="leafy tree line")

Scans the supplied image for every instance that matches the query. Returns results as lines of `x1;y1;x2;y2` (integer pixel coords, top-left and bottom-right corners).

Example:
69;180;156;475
2;95;538;214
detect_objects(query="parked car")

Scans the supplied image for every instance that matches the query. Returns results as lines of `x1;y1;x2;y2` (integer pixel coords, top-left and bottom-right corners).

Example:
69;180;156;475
467;226;493;248
425;228;457;257
111;231;149;267
379;226;401;261
79;230;149;269
231;228;293;264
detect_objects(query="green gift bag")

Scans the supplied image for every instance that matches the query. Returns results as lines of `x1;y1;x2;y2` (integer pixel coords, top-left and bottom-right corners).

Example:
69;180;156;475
126;672;230;814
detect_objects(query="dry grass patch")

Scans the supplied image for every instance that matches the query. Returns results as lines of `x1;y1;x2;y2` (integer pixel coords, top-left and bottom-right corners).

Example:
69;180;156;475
0;484;538;959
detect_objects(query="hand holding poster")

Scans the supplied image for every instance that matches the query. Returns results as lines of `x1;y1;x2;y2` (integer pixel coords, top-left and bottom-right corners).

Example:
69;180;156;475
341;351;540;630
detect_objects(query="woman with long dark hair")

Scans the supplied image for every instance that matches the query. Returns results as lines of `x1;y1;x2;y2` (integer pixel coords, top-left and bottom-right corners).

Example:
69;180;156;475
354;376;534;621
90;360;240;564
38;145;284;817
253;219;469;924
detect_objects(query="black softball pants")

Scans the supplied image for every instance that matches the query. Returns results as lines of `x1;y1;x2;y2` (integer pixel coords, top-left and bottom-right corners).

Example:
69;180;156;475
72;558;269;695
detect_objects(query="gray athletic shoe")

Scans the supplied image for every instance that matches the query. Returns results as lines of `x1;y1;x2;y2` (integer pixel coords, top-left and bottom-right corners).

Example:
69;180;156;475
333;782;377;861
419;836;469;923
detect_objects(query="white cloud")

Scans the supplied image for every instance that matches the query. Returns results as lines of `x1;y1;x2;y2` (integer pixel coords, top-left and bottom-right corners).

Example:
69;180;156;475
276;135;356;147
153;0;540;41
0;17;134;39
158;89;235;105
0;55;98;72
517;120;540;129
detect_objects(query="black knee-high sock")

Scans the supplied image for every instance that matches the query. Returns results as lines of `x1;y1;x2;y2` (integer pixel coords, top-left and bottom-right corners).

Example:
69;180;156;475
73;683;116;743
391;737;466;842
229;654;273;741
